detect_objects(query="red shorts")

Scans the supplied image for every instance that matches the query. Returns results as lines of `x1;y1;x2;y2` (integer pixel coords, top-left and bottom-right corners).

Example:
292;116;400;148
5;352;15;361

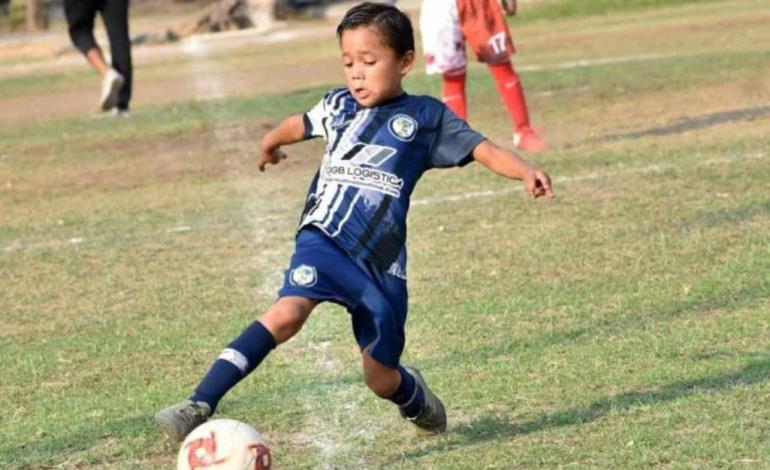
457;0;515;64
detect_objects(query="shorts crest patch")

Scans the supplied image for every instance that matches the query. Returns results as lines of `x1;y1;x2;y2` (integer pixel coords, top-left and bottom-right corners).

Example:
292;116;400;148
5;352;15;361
290;264;317;287
388;114;418;142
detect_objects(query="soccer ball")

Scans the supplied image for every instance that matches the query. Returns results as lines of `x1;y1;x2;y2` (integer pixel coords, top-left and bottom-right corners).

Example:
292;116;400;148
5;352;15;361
177;419;272;470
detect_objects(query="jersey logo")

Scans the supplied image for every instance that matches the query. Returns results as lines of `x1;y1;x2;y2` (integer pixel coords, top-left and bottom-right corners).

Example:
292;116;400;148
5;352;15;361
342;143;396;167
388;114;418;141
324;143;404;198
290;264;317;287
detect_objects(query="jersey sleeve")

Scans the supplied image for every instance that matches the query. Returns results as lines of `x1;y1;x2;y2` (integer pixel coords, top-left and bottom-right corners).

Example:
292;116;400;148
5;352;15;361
303;88;348;140
429;107;486;168
303;97;327;140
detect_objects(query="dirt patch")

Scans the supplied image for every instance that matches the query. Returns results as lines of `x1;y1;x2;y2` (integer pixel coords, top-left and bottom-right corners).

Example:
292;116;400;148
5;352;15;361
0;17;343;124
3;118;324;201
0;54;344;125
6;123;248;195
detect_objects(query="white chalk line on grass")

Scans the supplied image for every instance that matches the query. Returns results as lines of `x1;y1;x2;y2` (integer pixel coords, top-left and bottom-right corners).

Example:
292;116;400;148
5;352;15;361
182;36;226;101
411;152;767;207
518;53;678;73
287;338;377;469
3;152;766;254
532;86;592;98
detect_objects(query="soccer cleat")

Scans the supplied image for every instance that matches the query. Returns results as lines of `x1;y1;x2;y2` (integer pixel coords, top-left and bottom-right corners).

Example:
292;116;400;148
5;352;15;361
399;366;447;434
155;400;212;442
100;69;124;111
513;126;548;153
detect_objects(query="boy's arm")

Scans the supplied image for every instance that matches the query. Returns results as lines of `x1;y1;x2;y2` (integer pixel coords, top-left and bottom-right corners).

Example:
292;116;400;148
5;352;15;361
258;114;306;172
472;140;553;198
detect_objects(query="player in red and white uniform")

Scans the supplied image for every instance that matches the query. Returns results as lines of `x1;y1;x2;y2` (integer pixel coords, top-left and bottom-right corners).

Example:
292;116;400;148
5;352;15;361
420;0;546;152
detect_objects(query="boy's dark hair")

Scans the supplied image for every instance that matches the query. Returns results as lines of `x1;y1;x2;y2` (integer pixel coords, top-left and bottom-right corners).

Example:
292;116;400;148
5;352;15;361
336;2;415;57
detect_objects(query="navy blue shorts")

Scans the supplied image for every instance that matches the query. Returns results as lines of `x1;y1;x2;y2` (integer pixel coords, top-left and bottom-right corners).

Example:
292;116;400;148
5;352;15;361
278;228;408;369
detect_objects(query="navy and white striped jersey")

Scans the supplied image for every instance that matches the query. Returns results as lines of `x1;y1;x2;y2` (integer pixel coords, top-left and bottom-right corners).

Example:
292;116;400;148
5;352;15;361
299;87;485;279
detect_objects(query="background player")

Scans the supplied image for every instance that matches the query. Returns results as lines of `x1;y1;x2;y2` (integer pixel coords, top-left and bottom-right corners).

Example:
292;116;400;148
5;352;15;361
64;0;132;114
155;1;552;442
420;0;546;152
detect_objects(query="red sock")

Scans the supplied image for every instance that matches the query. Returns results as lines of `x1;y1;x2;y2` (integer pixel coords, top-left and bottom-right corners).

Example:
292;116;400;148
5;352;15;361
442;72;467;119
488;61;531;131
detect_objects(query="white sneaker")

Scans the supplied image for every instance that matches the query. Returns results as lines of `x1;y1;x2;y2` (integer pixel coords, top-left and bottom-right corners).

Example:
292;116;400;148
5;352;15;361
111;108;130;118
100;69;124;111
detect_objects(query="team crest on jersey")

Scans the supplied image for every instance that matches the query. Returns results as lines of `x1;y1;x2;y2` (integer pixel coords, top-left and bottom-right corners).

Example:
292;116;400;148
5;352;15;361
388;114;417;142
290;264;317;287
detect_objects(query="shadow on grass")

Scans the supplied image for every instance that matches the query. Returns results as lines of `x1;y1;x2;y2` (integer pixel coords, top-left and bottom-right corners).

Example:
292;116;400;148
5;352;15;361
402;358;770;460
423;281;768;369
600;105;770;142
1;374;365;466
0;415;153;467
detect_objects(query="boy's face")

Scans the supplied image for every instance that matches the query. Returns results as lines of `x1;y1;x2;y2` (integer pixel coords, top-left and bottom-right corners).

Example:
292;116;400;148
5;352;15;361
340;26;414;107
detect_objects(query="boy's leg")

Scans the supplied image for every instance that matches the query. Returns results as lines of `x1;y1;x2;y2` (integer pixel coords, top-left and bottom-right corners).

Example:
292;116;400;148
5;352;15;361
458;0;547;152
155;296;317;441
361;350;402;398
85;48;110;75
65;0;110;76
361;351;446;434
99;0;132;111
442;70;467;120
351;268;446;434
420;0;467;80
64;0;124;111
488;61;547;152
65;0;100;61
190;296;316;408
488;61;529;130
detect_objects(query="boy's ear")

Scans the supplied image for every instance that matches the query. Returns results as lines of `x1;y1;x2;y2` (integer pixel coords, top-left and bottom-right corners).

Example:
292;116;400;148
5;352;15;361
399;51;415;76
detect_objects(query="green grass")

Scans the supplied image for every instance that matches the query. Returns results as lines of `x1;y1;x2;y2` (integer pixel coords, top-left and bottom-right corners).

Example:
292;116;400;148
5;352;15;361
524;0;725;20
1;0;770;468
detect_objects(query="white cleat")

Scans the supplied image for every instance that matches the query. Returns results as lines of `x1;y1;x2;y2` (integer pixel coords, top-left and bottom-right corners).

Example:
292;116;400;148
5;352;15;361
100;69;124;112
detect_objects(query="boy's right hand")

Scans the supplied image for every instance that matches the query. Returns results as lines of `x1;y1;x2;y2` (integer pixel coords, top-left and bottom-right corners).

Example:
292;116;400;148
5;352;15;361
524;167;554;199
501;0;517;16
258;145;287;172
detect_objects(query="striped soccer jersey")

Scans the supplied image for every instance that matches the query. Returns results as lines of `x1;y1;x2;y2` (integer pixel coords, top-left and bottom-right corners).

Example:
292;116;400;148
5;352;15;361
299;88;485;279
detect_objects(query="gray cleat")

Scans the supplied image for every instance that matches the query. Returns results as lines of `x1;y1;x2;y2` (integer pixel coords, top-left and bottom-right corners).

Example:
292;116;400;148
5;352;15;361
399;366;447;434
154;400;211;442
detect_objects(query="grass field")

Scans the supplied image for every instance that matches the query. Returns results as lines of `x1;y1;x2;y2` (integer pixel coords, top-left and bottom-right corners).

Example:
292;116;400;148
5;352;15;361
1;0;769;468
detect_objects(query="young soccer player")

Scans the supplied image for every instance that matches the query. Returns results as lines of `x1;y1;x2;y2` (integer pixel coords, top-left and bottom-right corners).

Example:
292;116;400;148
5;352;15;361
420;0;546;152
155;1;552;441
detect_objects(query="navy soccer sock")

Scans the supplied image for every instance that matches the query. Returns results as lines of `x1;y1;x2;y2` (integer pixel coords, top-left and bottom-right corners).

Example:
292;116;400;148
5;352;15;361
389;366;424;418
190;321;276;411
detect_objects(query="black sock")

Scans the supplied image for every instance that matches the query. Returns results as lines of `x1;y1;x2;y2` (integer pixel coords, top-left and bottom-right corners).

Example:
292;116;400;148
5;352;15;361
190;321;276;412
389;366;424;418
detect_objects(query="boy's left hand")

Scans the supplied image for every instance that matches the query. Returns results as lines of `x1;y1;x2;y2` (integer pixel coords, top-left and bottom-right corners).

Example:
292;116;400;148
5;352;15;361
258;146;287;172
524;168;553;199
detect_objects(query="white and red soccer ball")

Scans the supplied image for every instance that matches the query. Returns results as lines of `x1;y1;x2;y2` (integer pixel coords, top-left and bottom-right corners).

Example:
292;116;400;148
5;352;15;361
177;419;271;470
